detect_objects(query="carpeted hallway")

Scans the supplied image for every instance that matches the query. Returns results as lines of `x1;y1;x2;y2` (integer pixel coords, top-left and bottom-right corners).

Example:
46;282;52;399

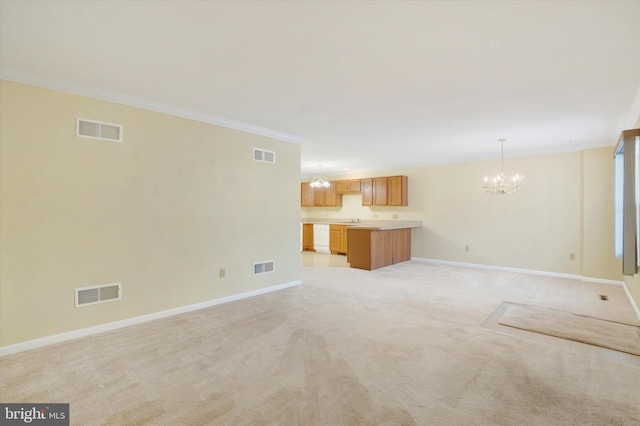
1;257;639;425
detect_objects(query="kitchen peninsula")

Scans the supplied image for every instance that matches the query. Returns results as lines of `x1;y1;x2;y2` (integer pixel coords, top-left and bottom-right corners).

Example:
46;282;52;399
301;219;422;270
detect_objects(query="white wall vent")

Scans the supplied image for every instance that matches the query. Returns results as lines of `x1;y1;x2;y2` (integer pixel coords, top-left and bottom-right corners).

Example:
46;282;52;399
76;118;123;142
253;148;275;163
75;283;122;307
253;261;275;275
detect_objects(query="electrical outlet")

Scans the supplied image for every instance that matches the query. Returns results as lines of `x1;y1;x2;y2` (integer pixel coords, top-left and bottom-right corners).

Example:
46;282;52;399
373;214;379;219
220;268;226;278
392;214;399;219
569;253;576;261
465;245;470;252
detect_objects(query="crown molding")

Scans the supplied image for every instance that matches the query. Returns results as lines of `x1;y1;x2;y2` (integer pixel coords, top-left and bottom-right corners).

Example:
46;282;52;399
0;66;303;144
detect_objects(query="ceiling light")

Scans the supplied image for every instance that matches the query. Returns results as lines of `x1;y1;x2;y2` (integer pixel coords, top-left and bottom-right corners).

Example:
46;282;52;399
309;165;330;188
484;139;522;195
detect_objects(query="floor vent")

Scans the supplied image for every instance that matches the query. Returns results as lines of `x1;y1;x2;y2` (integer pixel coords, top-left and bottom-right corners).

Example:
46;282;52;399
77;118;123;142
253;148;276;163
254;261;275;275
599;294;609;301
76;283;122;307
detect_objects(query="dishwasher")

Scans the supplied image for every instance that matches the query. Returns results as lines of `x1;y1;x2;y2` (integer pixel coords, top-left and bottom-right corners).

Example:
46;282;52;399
313;224;330;254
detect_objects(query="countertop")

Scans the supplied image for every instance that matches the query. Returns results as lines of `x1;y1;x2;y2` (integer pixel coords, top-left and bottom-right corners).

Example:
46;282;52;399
301;218;422;231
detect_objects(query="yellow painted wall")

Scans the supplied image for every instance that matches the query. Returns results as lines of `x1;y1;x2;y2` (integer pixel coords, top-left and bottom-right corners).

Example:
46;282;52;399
303;148;621;280
0;80;301;347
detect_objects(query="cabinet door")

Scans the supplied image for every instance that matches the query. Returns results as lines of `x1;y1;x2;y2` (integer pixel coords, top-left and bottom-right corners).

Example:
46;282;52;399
330;225;341;254
388;176;408;206
302;224;314;251
323;184;343;207
361;179;373;206
301;183;314;207
335;181;349;194
373;177;388;205
313;186;325;206
348;180;362;193
340;226;348;253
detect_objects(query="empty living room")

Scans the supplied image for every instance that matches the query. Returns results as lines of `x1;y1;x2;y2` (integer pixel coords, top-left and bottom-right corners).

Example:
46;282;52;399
1;1;639;425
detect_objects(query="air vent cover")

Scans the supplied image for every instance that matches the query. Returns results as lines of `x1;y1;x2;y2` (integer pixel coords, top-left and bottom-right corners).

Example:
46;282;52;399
76;283;122;307
77;118;123;142
253;148;275;163
253;261;275;275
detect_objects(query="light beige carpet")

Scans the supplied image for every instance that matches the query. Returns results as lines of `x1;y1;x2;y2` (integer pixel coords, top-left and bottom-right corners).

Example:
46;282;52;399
1;259;640;425
498;303;640;356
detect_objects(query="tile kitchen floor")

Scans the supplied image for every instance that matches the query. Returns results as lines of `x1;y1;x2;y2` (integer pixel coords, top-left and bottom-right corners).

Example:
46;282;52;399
301;251;349;268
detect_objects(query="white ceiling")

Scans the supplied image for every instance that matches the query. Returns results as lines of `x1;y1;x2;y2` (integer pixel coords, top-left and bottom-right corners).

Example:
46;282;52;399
1;1;639;177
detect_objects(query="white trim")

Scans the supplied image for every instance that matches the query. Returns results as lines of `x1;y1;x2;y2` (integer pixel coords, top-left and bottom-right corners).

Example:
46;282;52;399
411;257;582;280
412;257;640;322
620;280;640;322
0;280;301;357
581;276;625;286
0;66;302;144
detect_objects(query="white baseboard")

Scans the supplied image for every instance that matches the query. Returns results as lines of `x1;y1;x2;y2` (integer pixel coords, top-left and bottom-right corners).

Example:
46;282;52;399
581;276;624;286
411;257;583;280
0;280;301;357
615;280;640;322
411;257;640;321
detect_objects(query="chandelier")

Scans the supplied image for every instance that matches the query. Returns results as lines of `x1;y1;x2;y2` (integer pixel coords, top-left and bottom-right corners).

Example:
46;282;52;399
484;139;522;195
309;165;330;188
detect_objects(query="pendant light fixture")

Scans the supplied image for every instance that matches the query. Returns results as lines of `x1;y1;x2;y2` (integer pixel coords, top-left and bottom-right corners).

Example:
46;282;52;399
309;165;330;188
484;139;522;195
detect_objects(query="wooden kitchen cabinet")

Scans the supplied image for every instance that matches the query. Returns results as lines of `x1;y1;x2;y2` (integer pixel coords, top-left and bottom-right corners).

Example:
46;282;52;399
373;177;388;205
336;180;362;194
347;227;411;270
303;176;406;207
302;224;314;251
301;181;342;207
313;186;325;206
361;176;408;206
361;179;373;205
312;183;342;207
388;175;408;206
330;224;349;255
301;183;314;207
340;226;348;253
323;183;342;206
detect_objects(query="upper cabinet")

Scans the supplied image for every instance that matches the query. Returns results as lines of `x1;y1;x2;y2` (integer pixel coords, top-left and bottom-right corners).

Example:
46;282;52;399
301;183;314;207
301;176;407;207
301;182;342;207
361;179;373;205
388;176;408;206
336;179;362;194
322;184;342;206
361;176;408;206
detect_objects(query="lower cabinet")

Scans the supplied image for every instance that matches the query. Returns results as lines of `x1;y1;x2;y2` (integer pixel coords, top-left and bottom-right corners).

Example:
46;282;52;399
330;224;349;255
302;224;314;251
347;228;411;270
